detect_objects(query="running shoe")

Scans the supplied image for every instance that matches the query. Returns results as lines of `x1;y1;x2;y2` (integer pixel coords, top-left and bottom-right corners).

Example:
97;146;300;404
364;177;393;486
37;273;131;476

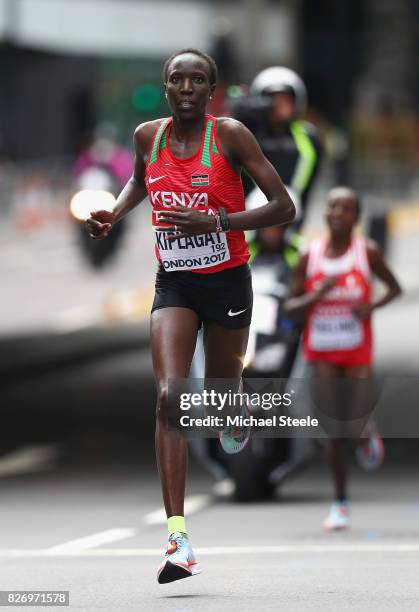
322;500;351;531
218;401;251;455
157;531;202;584
355;429;384;472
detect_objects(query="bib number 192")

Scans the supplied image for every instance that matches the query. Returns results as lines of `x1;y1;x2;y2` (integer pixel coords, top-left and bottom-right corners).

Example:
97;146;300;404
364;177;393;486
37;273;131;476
210;243;226;253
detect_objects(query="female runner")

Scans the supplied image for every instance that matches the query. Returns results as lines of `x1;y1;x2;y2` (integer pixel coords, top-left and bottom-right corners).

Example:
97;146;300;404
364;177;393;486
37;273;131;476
285;186;401;530
86;48;295;582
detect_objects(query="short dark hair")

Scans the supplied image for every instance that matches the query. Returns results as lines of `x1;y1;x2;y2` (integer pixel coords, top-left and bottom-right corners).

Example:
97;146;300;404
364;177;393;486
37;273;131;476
163;48;218;86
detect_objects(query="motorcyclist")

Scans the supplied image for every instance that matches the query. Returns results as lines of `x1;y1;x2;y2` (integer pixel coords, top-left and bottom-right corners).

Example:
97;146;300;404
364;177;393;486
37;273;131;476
236;67;322;377
220;68;322;499
189;69;321;498
231;66;322;227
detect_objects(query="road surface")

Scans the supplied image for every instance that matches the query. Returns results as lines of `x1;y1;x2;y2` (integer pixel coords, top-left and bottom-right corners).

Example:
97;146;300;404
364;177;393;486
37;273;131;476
1;449;419;611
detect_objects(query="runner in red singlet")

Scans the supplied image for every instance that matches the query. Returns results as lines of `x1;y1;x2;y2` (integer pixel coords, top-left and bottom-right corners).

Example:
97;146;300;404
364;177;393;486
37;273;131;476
148;112;250;274
285;186;401;530
86;48;295;582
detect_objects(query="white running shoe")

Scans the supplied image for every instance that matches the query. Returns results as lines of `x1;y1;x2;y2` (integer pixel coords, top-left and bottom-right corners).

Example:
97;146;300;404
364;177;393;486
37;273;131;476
356;430;384;472
219;402;251;455
157;531;202;584
322;501;351;531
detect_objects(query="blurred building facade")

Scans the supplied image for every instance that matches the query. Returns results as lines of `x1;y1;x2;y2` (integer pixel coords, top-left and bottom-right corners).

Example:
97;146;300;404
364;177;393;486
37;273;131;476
0;0;418;199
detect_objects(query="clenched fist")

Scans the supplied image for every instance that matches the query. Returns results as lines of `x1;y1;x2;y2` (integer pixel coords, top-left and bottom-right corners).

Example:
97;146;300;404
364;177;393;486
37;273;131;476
85;210;115;240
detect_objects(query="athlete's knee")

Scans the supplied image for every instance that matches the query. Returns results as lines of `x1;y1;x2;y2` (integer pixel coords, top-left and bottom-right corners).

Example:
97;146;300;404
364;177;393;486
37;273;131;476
156;383;169;419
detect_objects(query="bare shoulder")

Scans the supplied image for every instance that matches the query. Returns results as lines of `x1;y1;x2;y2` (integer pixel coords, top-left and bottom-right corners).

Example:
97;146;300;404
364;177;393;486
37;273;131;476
216;116;250;139
134;118;169;154
215;117;257;158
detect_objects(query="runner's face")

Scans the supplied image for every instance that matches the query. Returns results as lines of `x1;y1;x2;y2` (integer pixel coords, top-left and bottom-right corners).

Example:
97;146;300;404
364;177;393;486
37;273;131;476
325;196;358;236
165;54;214;120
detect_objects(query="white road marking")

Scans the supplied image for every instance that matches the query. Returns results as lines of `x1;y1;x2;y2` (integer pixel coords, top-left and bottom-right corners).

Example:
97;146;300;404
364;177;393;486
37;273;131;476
143;494;212;526
0;445;60;477
2;543;419;558
44;528;138;555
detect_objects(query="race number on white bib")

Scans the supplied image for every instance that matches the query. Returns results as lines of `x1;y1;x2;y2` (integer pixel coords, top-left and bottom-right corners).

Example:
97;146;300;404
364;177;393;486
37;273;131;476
155;229;230;271
309;312;364;351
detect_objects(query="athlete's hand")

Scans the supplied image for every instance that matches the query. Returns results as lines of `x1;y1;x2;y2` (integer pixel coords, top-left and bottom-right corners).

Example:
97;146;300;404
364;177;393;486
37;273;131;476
351;302;373;320
314;276;339;300
85;210;115;239
156;206;216;241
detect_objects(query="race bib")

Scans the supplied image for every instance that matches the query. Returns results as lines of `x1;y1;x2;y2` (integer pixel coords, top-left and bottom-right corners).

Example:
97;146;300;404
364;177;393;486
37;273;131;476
154;229;230;272
309;312;363;351
152;206;230;271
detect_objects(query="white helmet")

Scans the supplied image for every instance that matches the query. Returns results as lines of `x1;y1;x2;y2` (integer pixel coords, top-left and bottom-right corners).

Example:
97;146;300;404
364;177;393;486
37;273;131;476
250;67;307;117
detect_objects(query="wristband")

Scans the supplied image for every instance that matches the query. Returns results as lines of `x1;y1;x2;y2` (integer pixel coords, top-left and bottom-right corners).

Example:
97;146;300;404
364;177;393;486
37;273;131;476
219;207;231;232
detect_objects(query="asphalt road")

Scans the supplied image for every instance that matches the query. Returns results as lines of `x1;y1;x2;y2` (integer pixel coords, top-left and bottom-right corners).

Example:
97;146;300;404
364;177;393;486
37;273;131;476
1;452;419;611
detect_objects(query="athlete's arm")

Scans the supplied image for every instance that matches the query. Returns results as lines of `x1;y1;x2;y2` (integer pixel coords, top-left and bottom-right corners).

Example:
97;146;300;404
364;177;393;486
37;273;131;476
85;122;154;239
217;118;296;230
351;241;402;319
283;254;338;321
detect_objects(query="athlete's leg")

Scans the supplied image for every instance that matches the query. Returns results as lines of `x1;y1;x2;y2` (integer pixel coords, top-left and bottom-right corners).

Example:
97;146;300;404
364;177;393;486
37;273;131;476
203;322;249;378
312;361;347;501
203;322;251;454
345;364;384;471
151;307;200;518
313;360;352;530
345;364;372;436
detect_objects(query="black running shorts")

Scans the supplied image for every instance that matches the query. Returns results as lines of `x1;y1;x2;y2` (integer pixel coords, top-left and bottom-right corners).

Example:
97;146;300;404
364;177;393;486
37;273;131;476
151;263;253;329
